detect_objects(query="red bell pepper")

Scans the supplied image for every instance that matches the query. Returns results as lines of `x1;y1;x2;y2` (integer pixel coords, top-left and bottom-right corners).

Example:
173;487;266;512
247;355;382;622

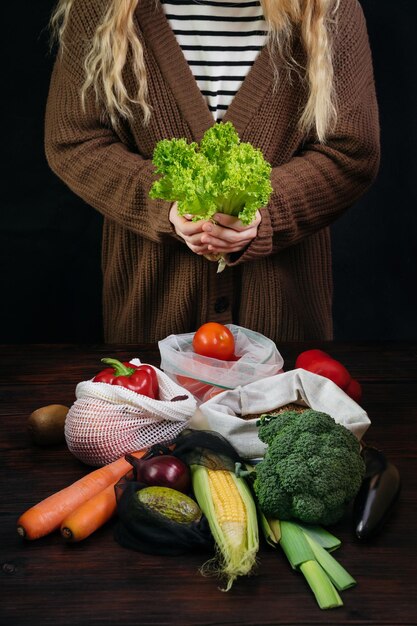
295;349;362;402
344;378;362;403
295;349;351;390
93;358;159;399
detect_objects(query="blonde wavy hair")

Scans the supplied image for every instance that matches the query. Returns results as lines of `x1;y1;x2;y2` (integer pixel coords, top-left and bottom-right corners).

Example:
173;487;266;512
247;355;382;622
51;0;339;142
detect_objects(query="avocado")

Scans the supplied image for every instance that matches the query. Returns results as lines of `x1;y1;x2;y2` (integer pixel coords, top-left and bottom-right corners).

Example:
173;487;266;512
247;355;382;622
27;404;69;446
137;486;202;524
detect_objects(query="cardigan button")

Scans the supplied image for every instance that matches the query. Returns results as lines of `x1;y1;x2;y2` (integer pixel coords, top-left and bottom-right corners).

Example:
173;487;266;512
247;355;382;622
214;297;229;313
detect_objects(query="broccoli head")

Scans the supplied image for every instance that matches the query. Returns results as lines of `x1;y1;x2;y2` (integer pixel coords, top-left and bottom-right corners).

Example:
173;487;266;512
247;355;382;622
253;409;366;526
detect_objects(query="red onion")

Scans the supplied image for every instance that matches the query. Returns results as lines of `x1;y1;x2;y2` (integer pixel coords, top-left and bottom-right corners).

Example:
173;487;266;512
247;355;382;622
136;455;191;493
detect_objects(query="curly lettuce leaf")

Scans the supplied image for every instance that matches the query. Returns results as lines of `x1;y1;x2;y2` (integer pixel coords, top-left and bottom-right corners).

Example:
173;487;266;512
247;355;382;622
149;122;273;225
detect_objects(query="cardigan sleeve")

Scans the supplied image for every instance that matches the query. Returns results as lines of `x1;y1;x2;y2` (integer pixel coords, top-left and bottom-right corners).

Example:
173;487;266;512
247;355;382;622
228;0;380;264
44;6;174;244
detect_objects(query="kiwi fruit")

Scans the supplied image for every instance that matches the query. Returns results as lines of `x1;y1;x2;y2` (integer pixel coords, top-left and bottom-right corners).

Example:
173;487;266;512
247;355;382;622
27;404;69;446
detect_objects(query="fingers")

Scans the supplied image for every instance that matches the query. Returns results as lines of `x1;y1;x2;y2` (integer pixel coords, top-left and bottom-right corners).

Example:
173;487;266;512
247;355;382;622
201;229;257;253
211;210;262;231
200;210;261;253
179;225;212;255
169;203;211;255
169;203;202;235
169;203;262;256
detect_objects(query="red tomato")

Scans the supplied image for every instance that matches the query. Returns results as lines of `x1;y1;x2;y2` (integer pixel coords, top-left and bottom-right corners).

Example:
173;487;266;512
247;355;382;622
175;374;225;401
176;374;213;399
192;322;236;361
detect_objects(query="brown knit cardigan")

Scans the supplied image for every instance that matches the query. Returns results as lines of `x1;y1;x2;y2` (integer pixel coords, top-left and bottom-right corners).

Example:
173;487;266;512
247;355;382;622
44;0;380;344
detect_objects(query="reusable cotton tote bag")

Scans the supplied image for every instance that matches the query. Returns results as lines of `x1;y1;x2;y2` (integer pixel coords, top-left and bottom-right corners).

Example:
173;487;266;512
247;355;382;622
192;368;371;460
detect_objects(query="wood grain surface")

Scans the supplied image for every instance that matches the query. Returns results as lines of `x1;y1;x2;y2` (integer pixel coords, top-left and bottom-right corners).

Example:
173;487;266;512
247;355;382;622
1;342;416;626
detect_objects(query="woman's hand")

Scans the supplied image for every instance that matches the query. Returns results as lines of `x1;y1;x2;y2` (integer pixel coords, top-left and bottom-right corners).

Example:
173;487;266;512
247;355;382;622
169;202;262;256
169;202;211;255
200;211;262;255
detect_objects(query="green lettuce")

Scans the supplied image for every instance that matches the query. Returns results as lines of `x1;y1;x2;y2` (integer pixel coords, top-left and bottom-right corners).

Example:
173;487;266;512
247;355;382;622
149;122;273;225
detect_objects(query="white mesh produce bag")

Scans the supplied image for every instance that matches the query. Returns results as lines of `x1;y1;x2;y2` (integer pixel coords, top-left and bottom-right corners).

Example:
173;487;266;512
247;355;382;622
192;368;371;460
159;324;284;403
65;360;196;466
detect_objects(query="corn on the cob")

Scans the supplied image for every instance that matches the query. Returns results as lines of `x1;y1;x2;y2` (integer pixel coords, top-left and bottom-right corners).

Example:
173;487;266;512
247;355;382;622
191;464;259;591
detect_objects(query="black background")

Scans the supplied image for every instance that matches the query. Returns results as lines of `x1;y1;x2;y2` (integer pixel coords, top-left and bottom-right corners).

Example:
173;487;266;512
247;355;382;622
1;1;416;344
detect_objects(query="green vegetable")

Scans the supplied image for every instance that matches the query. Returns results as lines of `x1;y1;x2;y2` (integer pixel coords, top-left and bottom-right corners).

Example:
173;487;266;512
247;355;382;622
299;560;343;610
303;532;356;591
297;522;341;551
261;518;355;610
277;521;344;609
253;409;366;526
149;121;273;225
137;486;202;524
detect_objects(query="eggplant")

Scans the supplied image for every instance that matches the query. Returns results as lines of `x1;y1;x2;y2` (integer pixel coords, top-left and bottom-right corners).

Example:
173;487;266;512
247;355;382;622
353;446;401;540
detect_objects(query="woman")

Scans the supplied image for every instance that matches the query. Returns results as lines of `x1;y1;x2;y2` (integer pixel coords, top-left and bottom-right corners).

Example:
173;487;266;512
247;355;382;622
45;0;380;343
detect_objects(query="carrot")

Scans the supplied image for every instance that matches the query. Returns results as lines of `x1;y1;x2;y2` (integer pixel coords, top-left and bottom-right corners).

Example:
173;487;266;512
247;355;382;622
60;482;118;542
17;449;147;540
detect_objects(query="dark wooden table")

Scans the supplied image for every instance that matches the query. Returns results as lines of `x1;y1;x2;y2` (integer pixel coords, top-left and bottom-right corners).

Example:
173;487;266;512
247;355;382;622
1;342;417;626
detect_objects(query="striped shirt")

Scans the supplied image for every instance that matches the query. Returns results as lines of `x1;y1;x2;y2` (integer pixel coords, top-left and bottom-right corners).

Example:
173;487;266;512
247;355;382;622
160;0;268;120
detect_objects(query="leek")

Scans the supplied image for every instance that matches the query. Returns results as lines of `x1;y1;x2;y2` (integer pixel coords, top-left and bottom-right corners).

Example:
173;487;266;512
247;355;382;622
300;560;343;609
295;523;341;552
303;533;356;591
279;521;315;569
258;511;280;547
280;521;344;610
260;519;357;610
